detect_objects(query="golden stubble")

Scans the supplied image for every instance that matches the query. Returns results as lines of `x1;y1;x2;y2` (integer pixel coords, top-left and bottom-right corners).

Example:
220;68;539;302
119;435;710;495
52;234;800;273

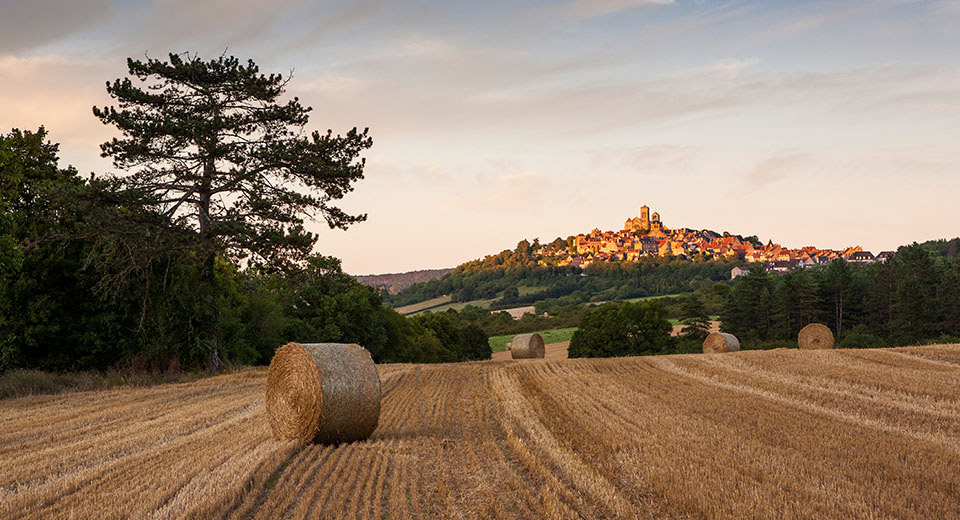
2;346;960;519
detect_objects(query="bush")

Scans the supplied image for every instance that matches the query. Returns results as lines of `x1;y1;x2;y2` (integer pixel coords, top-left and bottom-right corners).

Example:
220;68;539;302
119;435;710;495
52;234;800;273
839;326;887;349
459;324;492;361
568;301;673;358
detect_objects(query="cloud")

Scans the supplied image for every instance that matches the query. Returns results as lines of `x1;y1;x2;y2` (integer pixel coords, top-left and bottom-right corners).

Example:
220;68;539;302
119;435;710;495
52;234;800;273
743;152;814;189
557;0;675;18
0;0;113;53
711;57;760;78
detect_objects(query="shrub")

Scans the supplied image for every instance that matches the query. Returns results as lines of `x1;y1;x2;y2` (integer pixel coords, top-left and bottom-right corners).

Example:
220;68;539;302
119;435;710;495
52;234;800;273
568;301;673;358
839;327;887;349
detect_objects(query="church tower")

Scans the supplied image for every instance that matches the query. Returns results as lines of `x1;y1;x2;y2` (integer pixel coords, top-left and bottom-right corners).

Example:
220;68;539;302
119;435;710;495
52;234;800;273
640;205;650;228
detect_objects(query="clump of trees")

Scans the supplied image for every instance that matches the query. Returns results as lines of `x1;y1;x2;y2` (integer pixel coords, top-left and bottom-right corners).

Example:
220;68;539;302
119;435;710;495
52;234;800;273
568;300;674;358
0;53;489;373
721;244;960;348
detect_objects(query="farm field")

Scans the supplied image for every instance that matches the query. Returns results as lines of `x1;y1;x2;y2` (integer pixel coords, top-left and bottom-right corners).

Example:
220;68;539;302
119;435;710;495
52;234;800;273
422;297;499;314
492;341;571;361
4;345;960;519
398;296;501;316
393;295;453;315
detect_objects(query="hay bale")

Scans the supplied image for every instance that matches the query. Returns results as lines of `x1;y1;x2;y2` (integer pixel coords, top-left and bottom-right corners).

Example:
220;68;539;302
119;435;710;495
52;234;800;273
265;342;381;444
703;332;740;353
511;333;545;359
798;323;835;349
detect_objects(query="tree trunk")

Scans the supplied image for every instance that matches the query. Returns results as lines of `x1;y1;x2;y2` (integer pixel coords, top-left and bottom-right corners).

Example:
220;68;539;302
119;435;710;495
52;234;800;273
199;156;220;372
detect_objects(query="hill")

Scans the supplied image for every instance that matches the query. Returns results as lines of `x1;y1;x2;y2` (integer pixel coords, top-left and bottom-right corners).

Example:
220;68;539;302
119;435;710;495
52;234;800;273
4;344;960;518
353;268;452;294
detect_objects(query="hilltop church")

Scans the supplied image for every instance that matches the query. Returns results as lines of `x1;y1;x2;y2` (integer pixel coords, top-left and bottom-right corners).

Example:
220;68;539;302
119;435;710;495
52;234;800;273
624;205;667;236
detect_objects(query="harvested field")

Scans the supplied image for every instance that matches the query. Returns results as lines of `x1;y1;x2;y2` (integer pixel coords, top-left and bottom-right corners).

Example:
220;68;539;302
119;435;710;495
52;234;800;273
493;341;569;361
489;327;578;353
4;345;960;519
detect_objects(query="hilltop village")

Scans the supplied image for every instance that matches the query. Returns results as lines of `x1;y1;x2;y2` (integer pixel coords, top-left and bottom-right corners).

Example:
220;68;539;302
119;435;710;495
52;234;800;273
537;205;893;273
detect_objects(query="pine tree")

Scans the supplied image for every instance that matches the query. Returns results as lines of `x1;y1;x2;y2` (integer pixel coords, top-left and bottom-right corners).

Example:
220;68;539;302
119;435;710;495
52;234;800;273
679;293;711;340
94;53;372;368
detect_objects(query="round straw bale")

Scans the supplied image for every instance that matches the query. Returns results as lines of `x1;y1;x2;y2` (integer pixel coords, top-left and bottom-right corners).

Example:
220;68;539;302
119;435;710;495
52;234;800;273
511;333;545;359
703;332;740;353
798;323;835;349
265;342;381;444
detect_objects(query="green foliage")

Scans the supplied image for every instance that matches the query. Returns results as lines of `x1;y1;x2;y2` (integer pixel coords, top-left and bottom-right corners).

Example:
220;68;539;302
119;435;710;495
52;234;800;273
838;325;886;349
0;124;456;371
407;311;492;362
389;254;736;311
678;293;711;340
721;242;960;348
91;52;373;369
568;301;674;358
458;323;493;360
93;53;372;270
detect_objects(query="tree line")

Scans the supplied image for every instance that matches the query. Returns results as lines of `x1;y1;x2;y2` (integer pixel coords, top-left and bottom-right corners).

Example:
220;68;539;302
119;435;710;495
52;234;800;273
0;53;491;372
720;241;960;348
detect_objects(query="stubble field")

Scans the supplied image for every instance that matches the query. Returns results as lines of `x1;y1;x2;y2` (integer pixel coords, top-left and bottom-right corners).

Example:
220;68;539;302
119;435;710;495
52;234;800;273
3;345;960;519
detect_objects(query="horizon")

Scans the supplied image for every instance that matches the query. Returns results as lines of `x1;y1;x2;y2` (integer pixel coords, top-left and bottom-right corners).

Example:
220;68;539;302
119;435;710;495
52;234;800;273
3;0;959;274
351;204;933;276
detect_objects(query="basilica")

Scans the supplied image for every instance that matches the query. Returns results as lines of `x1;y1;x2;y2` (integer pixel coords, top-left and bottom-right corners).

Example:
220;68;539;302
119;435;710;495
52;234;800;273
623;205;667;236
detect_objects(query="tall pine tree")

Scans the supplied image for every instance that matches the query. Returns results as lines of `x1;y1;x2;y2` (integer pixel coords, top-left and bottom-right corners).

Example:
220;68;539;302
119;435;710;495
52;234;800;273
94;53;372;368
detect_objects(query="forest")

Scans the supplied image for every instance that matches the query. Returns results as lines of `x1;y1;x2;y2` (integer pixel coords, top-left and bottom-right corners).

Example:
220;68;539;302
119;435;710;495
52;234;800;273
720;240;960;348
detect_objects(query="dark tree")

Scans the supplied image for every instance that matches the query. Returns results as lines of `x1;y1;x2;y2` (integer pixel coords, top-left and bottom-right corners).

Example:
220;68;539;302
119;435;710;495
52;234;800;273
568;301;673;358
93;53;372;368
822;259;853;338
721;263;772;339
679;293;711;340
458;323;492;361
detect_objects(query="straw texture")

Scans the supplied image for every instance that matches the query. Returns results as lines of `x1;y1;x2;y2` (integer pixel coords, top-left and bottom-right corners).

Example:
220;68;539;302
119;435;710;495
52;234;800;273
265;342;381;444
703;332;741;353
511;333;545;359
798;323;835;349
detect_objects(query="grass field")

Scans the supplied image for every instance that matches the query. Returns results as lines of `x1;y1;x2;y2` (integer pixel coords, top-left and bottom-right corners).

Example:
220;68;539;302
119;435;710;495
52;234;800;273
4;345;960;519
393;295;453;315
488;327;579;352
412;297;499;315
622;293;682;303
517;285;547;296
396;291;697;317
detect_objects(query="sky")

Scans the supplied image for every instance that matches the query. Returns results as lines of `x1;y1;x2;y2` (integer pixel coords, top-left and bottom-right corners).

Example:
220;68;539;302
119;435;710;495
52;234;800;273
2;0;959;274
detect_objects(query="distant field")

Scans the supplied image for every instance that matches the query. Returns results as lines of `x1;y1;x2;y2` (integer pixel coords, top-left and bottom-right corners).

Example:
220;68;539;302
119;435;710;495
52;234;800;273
397;291;687;316
396;295;504;316
517;285;547;296
622;293;682;303
412;297;499;315
488;327;578;352
6;345;960;518
393;295;452;315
